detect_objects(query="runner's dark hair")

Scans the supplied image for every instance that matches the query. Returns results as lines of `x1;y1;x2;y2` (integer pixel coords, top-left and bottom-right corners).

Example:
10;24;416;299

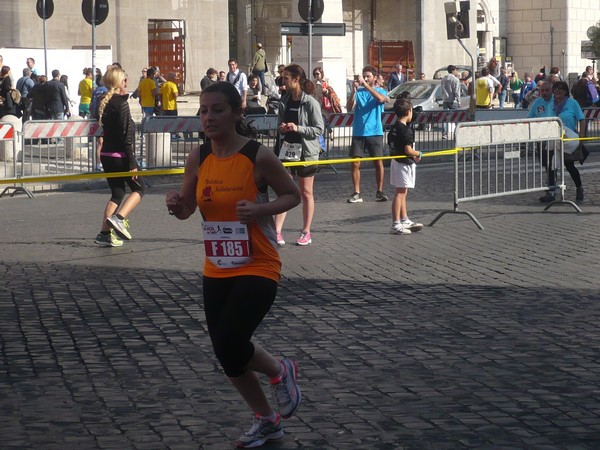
284;64;315;95
201;81;252;137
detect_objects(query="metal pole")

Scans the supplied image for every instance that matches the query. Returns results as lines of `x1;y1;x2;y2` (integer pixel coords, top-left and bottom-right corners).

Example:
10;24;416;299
92;1;97;88
43;0;48;76
307;2;313;77
457;37;476;116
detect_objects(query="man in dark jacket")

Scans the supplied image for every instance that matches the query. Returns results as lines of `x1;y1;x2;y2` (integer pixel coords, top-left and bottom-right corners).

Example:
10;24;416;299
45;69;70;119
387;63;405;91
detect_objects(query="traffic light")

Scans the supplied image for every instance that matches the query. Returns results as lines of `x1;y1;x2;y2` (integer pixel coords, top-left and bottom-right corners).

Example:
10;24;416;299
445;1;470;40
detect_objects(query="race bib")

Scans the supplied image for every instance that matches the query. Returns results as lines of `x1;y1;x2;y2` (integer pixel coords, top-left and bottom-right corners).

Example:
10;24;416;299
278;141;302;161
202;221;252;268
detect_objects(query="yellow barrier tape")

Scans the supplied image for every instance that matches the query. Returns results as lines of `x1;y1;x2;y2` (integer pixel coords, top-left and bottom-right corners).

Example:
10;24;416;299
0;148;461;185
563;136;600;142
0;168;184;185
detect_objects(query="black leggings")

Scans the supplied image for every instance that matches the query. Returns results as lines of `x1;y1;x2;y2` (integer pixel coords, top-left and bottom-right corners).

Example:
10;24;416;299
101;155;145;205
548;159;582;189
203;275;277;377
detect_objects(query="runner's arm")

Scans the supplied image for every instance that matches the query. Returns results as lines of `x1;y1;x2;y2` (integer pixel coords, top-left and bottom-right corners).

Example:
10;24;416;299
165;148;199;220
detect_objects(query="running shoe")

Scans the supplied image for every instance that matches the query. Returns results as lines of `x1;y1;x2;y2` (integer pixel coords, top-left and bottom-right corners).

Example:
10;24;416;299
539;191;555;203
270;358;301;419
94;231;124;247
295;231;312;246
276;232;285;246
390;224;412;235
236;413;284;448
347;192;363;203
375;191;388;202
107;215;132;240
402;220;424;232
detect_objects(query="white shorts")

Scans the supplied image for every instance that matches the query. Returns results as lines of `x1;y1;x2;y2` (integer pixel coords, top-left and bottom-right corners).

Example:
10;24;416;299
390;160;416;188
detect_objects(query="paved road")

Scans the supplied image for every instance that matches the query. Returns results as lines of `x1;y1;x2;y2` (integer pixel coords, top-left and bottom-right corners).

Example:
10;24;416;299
1;158;600;449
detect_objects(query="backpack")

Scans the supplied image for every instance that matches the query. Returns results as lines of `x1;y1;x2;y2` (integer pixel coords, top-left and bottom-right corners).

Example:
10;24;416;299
387;123;402;156
585;80;599;106
90;86;108;119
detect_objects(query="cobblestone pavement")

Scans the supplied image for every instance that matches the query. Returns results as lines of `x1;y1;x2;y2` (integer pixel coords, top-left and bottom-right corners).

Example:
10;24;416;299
1;155;600;449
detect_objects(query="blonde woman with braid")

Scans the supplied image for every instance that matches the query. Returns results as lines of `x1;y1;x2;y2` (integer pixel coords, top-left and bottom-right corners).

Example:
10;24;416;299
94;66;145;247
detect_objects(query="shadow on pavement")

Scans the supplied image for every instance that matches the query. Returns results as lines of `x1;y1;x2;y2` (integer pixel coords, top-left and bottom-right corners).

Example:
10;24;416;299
1;263;600;449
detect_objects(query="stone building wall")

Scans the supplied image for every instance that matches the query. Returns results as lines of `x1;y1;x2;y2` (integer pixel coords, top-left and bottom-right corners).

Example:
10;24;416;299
0;0;229;93
505;0;600;80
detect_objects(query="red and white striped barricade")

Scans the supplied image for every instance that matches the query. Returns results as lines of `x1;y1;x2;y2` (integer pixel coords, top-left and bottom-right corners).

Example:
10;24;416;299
22;119;102;140
141;116;204;168
1;121;33;198
0;123;15;141
21;119;103;175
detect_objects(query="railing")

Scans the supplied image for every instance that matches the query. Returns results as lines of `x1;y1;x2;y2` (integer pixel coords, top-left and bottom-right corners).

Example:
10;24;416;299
1;108;599;200
429;117;580;230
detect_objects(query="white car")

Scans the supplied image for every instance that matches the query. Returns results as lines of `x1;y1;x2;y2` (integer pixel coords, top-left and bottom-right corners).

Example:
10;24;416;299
385;80;470;112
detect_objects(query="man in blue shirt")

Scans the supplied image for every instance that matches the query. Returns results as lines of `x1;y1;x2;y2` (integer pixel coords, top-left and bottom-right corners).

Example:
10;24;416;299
346;65;389;203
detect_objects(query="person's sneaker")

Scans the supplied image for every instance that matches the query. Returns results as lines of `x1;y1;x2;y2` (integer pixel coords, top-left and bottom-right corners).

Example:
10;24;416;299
94;231;124;247
390;224;412;235
539;191;555;203
576;187;584;201
442;132;449;140
276;232;285;246
402;220;424;232
347;192;363;203
270;358;301;419
95;164;103;172
375;191;388;202
107;215;132;240
295;231;312;246
236;413;284;448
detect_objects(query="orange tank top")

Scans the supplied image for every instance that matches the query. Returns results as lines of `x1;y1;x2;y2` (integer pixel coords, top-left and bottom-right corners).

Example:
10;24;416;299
196;140;281;281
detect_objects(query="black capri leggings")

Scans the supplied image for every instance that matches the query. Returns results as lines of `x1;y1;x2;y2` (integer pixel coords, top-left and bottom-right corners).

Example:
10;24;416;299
203;275;278;377
101;155;145;205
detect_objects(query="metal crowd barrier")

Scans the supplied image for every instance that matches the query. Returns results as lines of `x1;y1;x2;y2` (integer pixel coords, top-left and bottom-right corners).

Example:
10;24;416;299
429;117;580;230
325;110;471;159
583;108;600;138
139;115;204;168
21;118;102;175
0;122;32;198
138;115;280;169
245;114;278;150
2;109;599;200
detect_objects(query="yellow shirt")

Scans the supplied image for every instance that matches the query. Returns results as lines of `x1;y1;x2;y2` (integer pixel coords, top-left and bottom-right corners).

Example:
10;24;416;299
476;77;492;107
138;77;157;108
78;78;93;105
160;81;178;111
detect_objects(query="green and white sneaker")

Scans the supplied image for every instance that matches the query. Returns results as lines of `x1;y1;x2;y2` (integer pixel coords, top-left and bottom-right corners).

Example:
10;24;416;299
94;231;123;247
236;413;284;448
107;214;132;240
